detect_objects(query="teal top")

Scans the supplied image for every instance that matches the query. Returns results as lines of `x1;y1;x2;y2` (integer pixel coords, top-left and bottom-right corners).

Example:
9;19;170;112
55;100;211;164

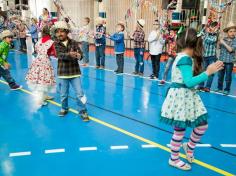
176;56;208;88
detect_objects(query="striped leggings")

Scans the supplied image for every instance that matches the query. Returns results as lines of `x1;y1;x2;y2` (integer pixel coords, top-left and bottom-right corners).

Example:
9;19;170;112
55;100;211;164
170;123;208;161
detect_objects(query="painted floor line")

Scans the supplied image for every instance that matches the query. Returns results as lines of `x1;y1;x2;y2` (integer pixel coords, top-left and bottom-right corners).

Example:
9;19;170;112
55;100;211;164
9;151;31;157
141;144;158;148
45;148;65;154
79;147;98;151
110;145;129;150
221;144;236;148
166;144;212;148
85;65;236;99
0;80;234;176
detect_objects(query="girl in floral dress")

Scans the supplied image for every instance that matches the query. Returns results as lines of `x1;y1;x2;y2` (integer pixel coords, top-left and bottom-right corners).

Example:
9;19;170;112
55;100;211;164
26;26;56;108
160;28;224;171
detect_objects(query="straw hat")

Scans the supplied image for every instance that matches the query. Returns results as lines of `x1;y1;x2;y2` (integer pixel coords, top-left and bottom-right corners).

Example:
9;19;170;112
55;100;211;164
54;21;69;30
137;19;145;28
223;21;236;32
0;30;13;40
117;21;125;29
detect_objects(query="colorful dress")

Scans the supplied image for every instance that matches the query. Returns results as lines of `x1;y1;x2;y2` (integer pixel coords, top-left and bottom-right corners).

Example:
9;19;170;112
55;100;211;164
160;53;208;128
25;38;56;92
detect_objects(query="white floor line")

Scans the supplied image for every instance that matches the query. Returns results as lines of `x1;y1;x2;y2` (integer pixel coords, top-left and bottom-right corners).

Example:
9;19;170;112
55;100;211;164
44;148;65;154
141;144;158;148
110;145;129;150
220;144;236;148
79;147;98;151
85;65;236;98
9;151;31;157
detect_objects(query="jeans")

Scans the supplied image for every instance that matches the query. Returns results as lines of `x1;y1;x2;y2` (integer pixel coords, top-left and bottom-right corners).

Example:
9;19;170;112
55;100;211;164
162;57;174;80
60;77;87;112
0;66;16;87
199;56;217;89
116;53;124;72
19;38;27;51
134;48;144;73
95;45;105;67
32;38;38;52
217;62;234;91
82;41;89;64
151;54;161;78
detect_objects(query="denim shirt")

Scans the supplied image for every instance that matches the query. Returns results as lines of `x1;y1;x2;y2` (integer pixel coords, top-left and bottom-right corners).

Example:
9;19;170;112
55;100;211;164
29;24;39;39
219;37;236;63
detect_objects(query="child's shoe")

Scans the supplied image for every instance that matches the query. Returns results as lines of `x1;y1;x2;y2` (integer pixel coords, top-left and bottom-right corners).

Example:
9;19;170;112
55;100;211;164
168;159;191;171
79;110;90;122
58;109;68;117
10;84;22;90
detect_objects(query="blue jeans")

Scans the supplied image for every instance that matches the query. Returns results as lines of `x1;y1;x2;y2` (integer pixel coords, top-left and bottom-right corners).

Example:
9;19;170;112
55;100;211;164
134;48;144;73
200;56;217;89
60;77;87;113
217;62;234;91
0;66;16;87
162;57;174;80
95;45;105;67
82;41;89;64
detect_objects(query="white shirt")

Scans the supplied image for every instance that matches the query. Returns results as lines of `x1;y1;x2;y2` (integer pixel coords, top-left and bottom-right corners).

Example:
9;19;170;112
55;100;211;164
148;30;165;55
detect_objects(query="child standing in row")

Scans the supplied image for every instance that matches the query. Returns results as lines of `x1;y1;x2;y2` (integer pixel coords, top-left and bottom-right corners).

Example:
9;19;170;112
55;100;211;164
107;22;125;74
94;17;106;69
129;19;145;76
29;18;39;55
148;20;165;79
159;29;177;85
80;17;91;67
26;26;56;108
0;30;22;90
217;22;236;95
199;22;218;92
160;28;223;170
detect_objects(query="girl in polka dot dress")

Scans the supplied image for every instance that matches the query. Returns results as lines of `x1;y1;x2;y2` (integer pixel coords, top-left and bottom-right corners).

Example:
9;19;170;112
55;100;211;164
160;28;224;171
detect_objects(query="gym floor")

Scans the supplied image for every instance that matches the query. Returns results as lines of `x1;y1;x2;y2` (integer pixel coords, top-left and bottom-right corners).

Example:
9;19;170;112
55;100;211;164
0;46;236;176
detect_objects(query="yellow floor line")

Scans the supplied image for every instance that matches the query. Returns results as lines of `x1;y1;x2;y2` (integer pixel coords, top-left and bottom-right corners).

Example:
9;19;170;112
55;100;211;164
0;80;234;176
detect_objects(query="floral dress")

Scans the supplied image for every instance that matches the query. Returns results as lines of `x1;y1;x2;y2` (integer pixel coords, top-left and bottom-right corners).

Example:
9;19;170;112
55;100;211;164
25;39;56;92
160;53;208;128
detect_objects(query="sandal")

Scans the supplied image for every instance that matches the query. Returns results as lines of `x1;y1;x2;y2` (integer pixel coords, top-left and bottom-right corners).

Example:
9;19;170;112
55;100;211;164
183;142;195;163
169;159;191;171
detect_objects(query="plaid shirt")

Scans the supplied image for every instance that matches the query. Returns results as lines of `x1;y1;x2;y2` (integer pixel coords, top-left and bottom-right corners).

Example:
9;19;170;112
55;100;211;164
132;28;145;49
0;41;10;66
219;37;236;63
203;33;218;57
55;39;83;77
94;25;106;46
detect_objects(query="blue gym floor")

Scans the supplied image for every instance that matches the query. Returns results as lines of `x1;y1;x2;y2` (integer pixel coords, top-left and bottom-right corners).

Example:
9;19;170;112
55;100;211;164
0;48;236;176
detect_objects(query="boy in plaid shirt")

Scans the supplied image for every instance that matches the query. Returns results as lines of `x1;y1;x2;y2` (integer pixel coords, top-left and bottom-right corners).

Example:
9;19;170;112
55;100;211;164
129;19;145;76
216;22;236;95
199;22;219;92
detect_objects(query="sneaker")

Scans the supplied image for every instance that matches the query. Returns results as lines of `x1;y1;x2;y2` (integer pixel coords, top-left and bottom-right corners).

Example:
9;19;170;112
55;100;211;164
58;109;68;117
149;74;157;79
81;63;88;67
138;72;144;77
215;89;223;93
198;87;205;92
223;90;229;95
133;71;139;75
203;87;210;92
158;80;166;85
10;84;22;90
116;71;123;75
100;66;105;69
45;96;54;100
95;65;100;69
79;110;90;122
114;70;118;73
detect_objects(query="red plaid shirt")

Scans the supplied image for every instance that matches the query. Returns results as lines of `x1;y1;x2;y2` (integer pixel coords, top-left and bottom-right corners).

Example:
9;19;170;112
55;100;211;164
132;29;145;49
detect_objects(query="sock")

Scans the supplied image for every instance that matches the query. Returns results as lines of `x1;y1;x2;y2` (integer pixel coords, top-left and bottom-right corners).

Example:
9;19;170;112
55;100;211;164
187;124;208;157
170;127;186;162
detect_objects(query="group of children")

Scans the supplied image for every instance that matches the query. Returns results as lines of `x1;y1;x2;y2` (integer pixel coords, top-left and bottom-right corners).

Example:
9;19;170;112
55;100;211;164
1;12;236;172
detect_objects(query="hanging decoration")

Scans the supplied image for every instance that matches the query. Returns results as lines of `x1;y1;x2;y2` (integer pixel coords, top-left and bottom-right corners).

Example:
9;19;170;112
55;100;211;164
124;0;159;33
